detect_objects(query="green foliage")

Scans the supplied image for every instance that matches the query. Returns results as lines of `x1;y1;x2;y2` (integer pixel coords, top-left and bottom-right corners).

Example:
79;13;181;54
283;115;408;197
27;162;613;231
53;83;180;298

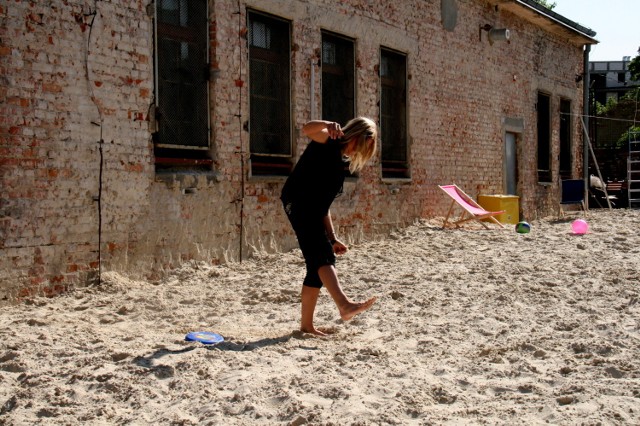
533;0;557;10
595;90;639;149
621;87;640;102
593;51;639;153
618;126;640;146
629;48;640;81
595;97;618;116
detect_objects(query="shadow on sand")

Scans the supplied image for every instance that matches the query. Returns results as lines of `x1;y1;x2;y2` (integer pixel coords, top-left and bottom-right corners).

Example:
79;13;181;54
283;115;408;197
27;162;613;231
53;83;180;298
132;333;295;371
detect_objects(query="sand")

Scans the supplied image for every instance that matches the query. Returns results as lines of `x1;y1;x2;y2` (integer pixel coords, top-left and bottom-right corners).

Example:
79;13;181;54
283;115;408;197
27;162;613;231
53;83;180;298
1;209;639;425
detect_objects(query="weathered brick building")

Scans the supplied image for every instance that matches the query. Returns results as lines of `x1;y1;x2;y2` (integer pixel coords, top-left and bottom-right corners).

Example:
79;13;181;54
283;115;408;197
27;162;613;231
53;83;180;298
0;0;596;301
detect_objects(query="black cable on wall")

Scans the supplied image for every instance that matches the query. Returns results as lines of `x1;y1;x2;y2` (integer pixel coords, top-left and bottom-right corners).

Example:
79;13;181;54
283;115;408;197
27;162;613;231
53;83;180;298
84;3;104;284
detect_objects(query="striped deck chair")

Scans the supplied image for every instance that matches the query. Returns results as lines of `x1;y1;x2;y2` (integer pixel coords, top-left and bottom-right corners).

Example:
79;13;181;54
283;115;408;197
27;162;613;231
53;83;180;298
439;184;505;229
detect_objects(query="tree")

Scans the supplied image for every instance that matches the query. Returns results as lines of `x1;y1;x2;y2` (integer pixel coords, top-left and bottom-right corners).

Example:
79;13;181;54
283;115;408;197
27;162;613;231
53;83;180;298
629;47;640;81
533;0;557;10
619;49;640;145
593;49;640;148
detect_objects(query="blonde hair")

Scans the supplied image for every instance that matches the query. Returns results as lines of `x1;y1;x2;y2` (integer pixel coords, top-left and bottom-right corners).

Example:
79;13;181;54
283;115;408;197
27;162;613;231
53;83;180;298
341;117;378;173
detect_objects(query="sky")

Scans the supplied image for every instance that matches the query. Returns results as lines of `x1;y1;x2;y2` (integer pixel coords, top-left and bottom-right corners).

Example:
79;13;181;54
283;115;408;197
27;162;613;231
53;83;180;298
551;0;640;61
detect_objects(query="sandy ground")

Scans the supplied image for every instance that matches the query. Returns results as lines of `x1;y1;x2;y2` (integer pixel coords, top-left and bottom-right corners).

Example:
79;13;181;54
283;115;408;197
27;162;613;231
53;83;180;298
1;209;639;425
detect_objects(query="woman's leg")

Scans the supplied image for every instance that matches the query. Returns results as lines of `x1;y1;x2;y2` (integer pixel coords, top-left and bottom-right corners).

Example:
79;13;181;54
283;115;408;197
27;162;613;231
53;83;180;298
300;285;325;336
317;265;377;321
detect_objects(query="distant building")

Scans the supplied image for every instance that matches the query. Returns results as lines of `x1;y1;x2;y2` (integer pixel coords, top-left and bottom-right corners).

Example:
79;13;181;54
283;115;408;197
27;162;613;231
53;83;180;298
587;57;639;190
590;57;640;105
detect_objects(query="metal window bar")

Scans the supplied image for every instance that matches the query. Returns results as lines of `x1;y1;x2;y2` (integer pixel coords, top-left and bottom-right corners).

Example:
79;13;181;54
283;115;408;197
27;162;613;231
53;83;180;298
248;12;291;170
536;93;551;182
321;32;355;127
155;0;209;150
380;49;408;178
559;100;572;180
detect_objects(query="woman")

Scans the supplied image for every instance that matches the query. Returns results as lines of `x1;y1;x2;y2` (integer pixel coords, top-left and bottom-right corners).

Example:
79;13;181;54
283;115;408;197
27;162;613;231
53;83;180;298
281;117;378;336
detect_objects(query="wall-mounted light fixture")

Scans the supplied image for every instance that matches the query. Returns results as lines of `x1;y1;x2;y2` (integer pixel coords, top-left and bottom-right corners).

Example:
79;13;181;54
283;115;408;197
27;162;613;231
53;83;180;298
479;24;511;45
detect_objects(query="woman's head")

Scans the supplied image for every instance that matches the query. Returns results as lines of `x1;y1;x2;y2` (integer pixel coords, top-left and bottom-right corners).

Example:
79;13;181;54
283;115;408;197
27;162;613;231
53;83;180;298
341;117;378;174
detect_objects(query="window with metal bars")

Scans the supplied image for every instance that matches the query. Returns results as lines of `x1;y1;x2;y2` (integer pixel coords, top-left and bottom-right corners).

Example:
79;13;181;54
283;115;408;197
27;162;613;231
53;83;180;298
154;0;210;169
322;31;356;177
380;48;409;179
537;92;552;183
248;11;291;176
321;32;355;127
559;99;572;180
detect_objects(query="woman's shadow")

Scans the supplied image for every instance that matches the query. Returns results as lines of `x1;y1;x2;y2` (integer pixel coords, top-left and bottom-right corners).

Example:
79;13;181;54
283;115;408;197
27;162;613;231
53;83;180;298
132;333;294;371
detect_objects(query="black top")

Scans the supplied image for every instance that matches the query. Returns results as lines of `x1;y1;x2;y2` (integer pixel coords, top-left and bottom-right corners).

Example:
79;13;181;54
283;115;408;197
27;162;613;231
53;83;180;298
281;138;346;218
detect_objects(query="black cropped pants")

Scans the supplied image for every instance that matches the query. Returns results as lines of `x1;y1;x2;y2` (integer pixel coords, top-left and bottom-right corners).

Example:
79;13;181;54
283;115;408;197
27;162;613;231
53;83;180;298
283;201;335;288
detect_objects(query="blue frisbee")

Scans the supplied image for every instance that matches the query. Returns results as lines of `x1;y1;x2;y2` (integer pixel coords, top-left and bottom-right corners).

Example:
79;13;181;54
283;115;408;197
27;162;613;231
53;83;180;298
185;331;224;345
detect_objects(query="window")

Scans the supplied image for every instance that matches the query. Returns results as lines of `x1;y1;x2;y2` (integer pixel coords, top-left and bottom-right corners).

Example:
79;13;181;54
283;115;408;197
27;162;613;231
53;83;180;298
380;48;408;179
559;99;572;180
154;0;210;169
248;11;291;176
536;92;551;183
321;32;355;127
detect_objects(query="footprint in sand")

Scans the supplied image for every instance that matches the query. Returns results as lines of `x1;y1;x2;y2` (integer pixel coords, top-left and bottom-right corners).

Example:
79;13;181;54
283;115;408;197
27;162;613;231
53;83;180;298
26;318;47;326
0;361;26;373
110;352;130;362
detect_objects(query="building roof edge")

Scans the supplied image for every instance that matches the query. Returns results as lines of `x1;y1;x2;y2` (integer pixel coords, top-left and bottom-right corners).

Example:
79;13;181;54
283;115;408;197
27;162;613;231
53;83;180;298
514;0;597;40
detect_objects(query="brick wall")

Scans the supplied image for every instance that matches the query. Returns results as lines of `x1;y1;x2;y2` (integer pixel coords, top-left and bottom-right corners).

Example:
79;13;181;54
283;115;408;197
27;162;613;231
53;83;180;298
0;0;589;301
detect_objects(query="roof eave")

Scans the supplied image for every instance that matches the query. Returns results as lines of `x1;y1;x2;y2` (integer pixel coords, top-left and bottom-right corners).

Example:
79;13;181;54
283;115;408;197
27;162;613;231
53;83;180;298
487;0;598;46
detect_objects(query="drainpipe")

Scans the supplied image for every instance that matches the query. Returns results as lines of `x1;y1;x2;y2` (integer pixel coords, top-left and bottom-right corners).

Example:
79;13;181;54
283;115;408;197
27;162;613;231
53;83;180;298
311;58;316;120
583;44;591;205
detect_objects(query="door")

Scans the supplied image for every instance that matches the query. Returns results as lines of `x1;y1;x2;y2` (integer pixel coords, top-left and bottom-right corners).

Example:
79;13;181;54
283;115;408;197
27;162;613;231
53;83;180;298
505;132;518;195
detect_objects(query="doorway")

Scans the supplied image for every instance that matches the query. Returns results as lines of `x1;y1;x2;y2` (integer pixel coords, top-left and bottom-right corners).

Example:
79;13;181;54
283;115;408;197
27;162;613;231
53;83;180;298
505;132;518;195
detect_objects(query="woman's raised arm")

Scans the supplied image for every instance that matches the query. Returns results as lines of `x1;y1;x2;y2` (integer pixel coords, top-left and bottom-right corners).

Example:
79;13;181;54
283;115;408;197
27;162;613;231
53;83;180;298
302;120;344;143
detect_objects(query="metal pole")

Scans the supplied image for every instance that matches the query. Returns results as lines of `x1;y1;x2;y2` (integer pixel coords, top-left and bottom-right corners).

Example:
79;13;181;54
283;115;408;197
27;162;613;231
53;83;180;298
580;117;612;209
583;45;591;207
311;59;316;120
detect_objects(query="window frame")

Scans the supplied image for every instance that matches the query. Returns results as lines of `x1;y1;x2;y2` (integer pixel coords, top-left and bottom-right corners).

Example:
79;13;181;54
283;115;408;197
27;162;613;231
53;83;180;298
536;91;552;183
379;47;409;179
247;10;293;177
321;30;356;127
153;0;211;169
559;98;572;180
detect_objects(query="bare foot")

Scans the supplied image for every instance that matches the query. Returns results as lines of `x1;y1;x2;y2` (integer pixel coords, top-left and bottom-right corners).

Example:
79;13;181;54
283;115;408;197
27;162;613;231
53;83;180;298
300;327;328;336
340;296;377;321
299;326;338;337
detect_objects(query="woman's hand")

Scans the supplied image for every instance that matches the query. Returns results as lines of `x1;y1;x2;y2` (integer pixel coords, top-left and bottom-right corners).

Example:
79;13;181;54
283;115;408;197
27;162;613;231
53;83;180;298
332;239;348;256
303;120;344;142
326;122;344;139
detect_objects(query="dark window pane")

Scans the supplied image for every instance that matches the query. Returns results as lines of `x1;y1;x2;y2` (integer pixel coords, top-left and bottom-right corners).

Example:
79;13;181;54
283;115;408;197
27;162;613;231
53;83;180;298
248;11;291;175
380;48;408;178
321;32;355;126
155;0;209;152
537;93;551;182
559;99;572;179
